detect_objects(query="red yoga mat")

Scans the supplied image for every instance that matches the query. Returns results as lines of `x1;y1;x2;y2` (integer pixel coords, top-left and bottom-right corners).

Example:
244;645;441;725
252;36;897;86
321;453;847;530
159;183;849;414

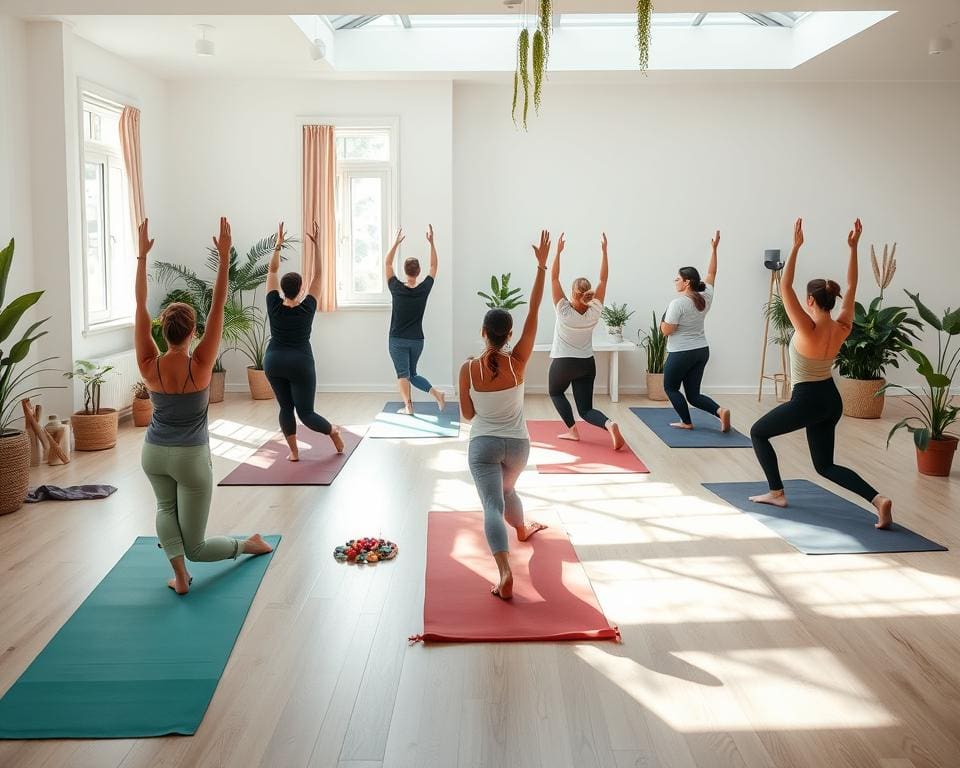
413;511;619;643
217;427;365;486
526;420;649;474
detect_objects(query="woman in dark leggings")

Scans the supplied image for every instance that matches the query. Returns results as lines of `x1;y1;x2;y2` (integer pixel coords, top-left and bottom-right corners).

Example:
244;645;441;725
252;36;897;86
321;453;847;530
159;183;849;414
548;232;624;450
749;218;893;528
660;230;731;432
264;221;344;461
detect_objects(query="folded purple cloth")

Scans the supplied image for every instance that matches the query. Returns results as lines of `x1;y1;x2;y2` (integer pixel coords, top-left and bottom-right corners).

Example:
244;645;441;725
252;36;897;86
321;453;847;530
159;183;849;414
25;485;118;503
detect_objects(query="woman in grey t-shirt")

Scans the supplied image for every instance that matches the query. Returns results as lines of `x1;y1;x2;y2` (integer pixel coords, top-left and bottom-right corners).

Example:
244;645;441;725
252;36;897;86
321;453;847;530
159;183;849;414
659;231;731;432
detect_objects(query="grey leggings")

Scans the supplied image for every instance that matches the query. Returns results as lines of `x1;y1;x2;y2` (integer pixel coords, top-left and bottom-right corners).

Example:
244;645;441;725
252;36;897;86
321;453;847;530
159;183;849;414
467;436;530;553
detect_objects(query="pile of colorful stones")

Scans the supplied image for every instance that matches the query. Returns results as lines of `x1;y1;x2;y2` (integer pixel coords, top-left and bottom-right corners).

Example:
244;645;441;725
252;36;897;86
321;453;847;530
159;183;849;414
333;537;399;565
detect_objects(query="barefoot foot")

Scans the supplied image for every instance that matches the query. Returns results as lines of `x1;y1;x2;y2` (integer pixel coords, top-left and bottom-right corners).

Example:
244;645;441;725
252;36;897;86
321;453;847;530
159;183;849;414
491;571;514;600
286;452;299;462
517;521;548;542
749;491;788;508
433;388;446;410
330;425;345;454
167;575;191;595
873;496;893;530
397;404;414;416
557;428;580;442
607;421;625;451
670;422;694;430
243;533;274;556
718;408;731;433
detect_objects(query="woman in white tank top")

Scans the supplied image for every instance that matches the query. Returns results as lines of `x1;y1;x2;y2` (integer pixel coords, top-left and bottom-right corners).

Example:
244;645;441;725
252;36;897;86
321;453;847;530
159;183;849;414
458;230;552;600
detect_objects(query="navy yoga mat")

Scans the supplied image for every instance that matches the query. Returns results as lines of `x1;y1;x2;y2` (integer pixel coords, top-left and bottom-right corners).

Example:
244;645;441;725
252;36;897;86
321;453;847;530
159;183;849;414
630;407;752;448
0;535;280;739
703;479;947;555
368;400;461;438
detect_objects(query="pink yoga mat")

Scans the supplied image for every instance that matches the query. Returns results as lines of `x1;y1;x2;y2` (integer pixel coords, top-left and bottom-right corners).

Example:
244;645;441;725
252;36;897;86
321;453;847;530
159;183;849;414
413;511;619;643
526;420;649;474
217;427;365;486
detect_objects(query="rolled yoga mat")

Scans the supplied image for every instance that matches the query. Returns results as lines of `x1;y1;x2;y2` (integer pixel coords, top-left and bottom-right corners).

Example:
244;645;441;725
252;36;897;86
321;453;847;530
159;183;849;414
367;401;461;438
526;420;649;474
630;407;752;448
412;511;619;643
218;427;364;486
0;535;280;739
702;479;947;555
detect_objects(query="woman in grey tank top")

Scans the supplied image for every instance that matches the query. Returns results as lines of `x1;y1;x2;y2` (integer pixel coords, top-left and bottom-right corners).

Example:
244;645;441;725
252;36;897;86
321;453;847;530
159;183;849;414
135;218;273;595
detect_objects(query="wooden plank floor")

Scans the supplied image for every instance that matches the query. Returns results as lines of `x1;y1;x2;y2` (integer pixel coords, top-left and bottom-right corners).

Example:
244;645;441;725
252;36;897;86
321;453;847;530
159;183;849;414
1;392;959;768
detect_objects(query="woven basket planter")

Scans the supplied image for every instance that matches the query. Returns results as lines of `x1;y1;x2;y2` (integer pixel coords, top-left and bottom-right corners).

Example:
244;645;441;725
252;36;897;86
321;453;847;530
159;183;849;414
0;431;30;516
837;376;885;419
132;397;153;427
646;372;667;401
72;409;119;451
247;367;274;400
209;370;226;404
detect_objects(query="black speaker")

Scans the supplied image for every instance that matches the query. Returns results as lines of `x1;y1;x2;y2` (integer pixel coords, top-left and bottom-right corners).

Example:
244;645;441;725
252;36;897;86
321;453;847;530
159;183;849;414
764;249;783;270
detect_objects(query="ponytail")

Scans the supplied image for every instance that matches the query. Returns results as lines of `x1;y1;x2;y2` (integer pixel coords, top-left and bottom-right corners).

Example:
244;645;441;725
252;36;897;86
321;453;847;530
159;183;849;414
482;309;513;379
678;267;706;311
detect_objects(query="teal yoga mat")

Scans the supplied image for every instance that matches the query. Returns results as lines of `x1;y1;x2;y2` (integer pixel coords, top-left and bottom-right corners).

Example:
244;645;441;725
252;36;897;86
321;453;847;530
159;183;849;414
630;407;752;448
368;401;461;438
0;535;280;739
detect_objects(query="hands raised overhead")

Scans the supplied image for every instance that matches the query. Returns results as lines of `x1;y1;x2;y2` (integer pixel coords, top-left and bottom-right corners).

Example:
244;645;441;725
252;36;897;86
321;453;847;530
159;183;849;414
276;221;287;250
306;220;320;252
601;231;608;255
711;230;720;251
847;218;862;249
533;230;551;267
426;224;435;245
213;217;232;259
138;219;155;260
793;218;804;251
556;232;566;257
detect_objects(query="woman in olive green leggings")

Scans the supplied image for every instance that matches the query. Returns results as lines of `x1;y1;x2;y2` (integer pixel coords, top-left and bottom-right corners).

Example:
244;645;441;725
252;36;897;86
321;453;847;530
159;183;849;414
135;217;273;595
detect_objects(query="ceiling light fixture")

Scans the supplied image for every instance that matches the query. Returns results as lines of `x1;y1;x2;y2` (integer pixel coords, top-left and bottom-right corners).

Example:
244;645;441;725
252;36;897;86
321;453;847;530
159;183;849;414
194;24;216;57
310;38;327;61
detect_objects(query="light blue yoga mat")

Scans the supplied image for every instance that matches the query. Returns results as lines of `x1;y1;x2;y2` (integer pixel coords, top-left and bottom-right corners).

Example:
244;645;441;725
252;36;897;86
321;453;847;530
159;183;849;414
368;401;461;438
0;535;280;739
703;480;946;554
630;407;752;448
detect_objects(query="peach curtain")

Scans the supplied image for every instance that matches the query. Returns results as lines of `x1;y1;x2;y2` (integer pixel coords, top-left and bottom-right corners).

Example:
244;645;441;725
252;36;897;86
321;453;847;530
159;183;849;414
302;125;338;312
118;106;145;234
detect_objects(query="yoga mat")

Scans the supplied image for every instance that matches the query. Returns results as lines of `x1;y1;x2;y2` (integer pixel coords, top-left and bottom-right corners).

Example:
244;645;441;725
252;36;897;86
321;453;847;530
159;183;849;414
414;511;619;643
630;407;752;448
702;479;947;555
367;401;461;438
526;420;649;474
218;427;364;486
0;535;280;739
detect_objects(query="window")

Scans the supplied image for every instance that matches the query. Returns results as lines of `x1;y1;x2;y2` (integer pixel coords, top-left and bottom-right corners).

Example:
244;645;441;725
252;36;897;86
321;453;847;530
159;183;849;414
80;93;134;330
334;126;397;307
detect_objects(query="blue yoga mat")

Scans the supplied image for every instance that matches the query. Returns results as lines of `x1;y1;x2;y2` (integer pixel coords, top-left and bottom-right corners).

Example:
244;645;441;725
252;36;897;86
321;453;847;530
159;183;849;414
368;401;461;438
0;535;280;739
630;407;752;448
703;480;947;554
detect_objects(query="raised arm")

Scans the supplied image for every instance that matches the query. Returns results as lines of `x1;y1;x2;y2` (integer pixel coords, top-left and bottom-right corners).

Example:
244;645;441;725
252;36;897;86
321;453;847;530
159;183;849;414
835;218;861;330
704;230;719;287
426;224;438;279
594;232;609;303
780;217;815;335
266;220;285;296
550;232;566;306
512;230;551;364
384;228;404;283
305;221;323;301
194;217;231;368
135;219;160;373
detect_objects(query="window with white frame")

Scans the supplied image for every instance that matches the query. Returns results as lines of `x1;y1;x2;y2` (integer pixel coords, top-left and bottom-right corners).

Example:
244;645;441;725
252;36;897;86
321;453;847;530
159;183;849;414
334;126;396;307
80;93;134;329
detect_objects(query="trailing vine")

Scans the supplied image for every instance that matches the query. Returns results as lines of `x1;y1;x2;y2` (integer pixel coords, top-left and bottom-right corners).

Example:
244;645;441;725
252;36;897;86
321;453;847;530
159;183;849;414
532;28;545;114
518;27;530;129
538;0;551;63
637;0;652;72
512;68;519;124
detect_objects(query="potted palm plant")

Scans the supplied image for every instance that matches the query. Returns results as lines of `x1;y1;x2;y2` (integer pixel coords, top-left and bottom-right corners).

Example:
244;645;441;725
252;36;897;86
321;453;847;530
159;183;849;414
478;273;526;310
0;238;57;516
236;309;273;400
639;311;668;401
763;291;795;400
65;360;117;451
882;291;960;476
131;380;152;427
835;244;920;418
601;302;634;342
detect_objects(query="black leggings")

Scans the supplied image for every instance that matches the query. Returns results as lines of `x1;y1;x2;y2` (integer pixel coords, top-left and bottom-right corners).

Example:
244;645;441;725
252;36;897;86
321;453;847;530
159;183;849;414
750;378;878;501
263;346;331;437
663;346;721;424
548;357;609;430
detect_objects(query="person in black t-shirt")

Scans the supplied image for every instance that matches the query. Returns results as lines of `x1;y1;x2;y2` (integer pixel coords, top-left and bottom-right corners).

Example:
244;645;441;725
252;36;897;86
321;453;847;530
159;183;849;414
385;225;445;415
263;221;344;460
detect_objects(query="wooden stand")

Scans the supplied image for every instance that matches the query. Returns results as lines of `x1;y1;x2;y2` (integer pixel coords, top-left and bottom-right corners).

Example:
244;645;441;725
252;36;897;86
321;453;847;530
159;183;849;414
21;398;69;465
758;269;790;402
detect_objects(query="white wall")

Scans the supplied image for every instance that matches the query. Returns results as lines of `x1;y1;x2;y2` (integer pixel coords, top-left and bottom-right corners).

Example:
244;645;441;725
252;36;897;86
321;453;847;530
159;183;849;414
163;79;453;392
453;81;960;393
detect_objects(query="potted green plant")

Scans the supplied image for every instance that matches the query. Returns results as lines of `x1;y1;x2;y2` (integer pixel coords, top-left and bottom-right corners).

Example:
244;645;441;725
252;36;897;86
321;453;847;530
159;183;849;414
639;310;668;401
882;291;960;476
478;273;526;310
835;244;921;418
763;291;794;400
0;238;57;516
64;360;117;450
131;380;152;427
236;310;273;400
601;302;634;342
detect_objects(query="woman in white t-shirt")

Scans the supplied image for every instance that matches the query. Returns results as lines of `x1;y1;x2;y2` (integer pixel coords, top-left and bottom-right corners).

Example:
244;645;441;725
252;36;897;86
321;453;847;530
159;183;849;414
548;232;625;450
660;230;731;432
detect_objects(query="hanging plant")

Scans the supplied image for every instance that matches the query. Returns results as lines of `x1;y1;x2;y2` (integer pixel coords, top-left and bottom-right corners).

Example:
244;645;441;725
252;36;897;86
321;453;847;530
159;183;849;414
514;27;530;130
637;0;653;72
533;28;545;114
538;0;551;63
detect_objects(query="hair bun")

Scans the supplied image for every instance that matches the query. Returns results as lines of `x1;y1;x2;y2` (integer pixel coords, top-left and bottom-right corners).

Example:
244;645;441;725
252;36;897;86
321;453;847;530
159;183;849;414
826;280;842;298
697;281;706;292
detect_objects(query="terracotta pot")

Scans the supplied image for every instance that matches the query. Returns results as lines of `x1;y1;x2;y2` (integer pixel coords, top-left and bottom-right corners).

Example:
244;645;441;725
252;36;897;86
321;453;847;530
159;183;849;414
646;372;668;401
71;408;119;451
132;397;153;427
209;370;226;404
246;367;274;400
916;437;958;477
0;431;30;516
838;376;885;419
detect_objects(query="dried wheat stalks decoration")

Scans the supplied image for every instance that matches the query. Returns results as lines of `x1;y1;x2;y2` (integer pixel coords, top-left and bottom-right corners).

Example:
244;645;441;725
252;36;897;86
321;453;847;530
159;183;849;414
870;242;897;297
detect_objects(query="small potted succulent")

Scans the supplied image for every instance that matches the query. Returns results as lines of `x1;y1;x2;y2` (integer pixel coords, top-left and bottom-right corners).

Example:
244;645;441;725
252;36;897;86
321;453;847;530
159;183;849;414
65;360;118;450
639;310;667;401
601;302;634;342
131;380;153;427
